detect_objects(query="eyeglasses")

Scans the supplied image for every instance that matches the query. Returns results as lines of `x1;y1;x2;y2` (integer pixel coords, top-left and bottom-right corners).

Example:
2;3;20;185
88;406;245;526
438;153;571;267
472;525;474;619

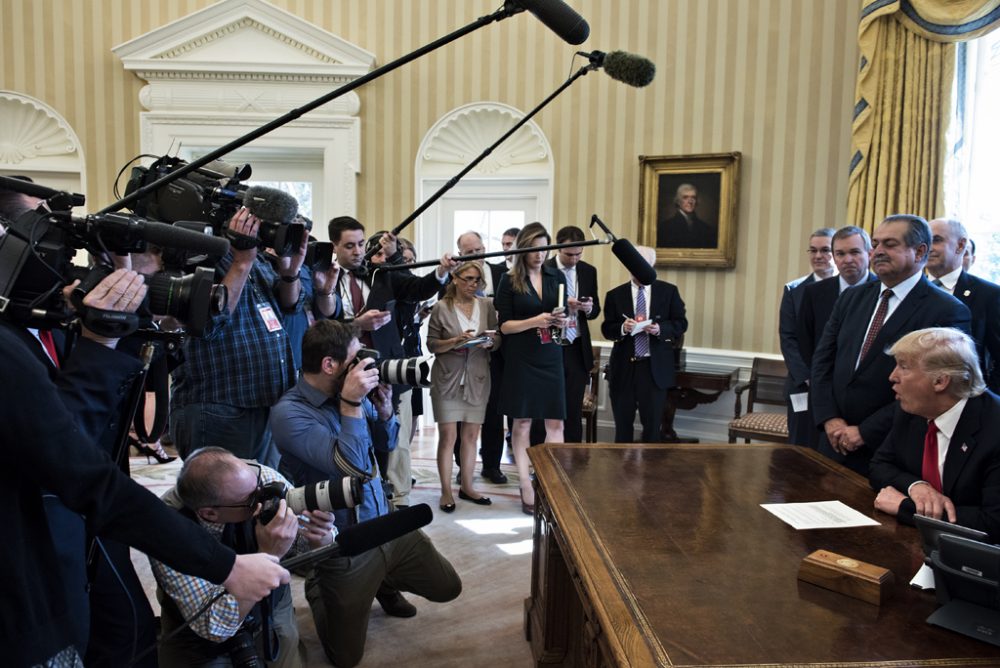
454;275;483;284
211;462;262;510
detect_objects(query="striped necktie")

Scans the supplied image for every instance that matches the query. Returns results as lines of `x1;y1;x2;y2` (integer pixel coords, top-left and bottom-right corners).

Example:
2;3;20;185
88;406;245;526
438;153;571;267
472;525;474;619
563;267;577;343
634;285;649;357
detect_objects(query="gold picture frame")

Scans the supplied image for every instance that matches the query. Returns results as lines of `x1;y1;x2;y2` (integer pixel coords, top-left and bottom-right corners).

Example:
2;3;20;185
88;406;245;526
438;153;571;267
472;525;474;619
638;152;741;268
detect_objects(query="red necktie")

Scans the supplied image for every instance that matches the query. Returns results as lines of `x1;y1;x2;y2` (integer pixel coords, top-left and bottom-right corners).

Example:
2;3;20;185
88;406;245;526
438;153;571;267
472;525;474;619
38;330;60;369
859;289;893;362
921;420;942;493
350;276;365;316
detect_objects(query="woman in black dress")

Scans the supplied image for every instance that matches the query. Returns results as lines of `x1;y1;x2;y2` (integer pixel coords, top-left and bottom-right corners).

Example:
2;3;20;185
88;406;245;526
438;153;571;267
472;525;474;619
494;222;567;513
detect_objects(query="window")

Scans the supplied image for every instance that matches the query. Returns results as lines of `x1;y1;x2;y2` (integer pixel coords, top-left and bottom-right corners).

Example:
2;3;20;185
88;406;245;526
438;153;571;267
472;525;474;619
945;32;1000;283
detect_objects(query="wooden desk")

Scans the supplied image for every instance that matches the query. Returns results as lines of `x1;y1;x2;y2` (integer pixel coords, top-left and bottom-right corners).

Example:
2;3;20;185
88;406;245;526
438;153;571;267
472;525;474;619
661;364;739;442
525;443;1000;667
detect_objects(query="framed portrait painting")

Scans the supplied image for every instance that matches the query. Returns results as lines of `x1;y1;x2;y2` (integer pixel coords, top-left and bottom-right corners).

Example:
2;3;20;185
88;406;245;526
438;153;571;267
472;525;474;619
638;152;741;268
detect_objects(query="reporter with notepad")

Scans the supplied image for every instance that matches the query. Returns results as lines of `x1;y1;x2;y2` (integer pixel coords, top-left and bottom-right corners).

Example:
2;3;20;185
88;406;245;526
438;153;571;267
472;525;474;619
427;262;500;512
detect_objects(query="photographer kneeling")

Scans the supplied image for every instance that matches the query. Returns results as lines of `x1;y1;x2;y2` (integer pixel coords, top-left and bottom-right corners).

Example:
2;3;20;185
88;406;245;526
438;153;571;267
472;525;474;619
270;320;462;668
151;447;335;667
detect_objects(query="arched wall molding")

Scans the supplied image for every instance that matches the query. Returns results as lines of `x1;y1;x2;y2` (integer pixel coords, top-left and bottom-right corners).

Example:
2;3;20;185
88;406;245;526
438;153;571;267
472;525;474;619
0;91;86;197
113;0;375;226
414;102;554;262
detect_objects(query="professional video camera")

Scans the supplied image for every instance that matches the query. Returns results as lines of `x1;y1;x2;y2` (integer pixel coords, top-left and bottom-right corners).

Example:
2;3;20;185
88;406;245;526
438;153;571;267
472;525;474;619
124;155;305;259
0;177;228;337
257;477;364;525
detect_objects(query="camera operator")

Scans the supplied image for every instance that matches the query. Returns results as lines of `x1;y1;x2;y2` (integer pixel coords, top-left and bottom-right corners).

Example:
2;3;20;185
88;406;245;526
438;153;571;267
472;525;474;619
328;215;458;508
0;288;289;668
269;320;461;668
170;206;305;467
150;447;335;667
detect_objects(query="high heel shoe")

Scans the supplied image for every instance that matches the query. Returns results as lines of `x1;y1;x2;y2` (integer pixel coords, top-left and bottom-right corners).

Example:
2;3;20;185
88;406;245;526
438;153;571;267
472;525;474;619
129;436;177;464
520;489;535;516
458;489;491;506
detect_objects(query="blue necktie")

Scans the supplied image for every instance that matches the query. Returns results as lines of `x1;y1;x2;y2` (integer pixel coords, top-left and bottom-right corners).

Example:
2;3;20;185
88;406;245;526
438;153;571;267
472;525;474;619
634;285;649;357
563;268;577;343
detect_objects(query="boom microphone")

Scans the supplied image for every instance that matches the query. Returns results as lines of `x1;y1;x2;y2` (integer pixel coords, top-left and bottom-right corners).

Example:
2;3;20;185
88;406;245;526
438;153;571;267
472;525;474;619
242;185;299;224
514;0;590;45
579;50;656;87
591;215;657;286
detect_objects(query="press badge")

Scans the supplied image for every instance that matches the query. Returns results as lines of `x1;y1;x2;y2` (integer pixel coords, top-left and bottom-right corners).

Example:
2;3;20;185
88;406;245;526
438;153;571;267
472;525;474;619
537;327;553;344
257;303;283;332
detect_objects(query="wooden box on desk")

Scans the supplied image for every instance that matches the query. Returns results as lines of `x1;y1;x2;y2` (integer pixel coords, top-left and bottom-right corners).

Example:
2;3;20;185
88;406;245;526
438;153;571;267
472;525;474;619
798;549;895;605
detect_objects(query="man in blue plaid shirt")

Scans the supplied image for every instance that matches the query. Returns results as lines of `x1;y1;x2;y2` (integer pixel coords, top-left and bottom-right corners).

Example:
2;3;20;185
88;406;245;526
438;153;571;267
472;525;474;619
170;207;325;467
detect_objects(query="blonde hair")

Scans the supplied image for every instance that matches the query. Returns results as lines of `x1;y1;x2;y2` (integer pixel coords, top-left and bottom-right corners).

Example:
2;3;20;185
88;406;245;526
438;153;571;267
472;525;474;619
889;327;985;399
443;261;483;304
508;222;550;294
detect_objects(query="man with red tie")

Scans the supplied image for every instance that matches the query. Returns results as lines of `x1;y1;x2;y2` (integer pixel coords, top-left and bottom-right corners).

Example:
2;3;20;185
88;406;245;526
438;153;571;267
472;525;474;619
869;327;1000;541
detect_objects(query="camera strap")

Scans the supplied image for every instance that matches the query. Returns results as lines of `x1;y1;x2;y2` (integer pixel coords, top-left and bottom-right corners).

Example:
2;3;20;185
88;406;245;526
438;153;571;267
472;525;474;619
333;440;378;484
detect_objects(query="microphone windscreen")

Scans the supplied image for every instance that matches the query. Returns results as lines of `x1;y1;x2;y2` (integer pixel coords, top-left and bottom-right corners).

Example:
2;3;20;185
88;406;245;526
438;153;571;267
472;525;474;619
243;185;299;224
0;174;86;207
612;238;657;286
520;0;590;45
143;221;231;256
336;503;433;557
602;51;656;88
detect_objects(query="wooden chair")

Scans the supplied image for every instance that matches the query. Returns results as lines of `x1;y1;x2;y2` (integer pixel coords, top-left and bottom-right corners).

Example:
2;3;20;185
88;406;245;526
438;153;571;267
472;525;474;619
727;358;789;444
581;346;601;442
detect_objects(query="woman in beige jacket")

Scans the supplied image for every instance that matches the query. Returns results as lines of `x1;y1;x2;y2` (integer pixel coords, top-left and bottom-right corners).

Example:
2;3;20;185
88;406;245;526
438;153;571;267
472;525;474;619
427;261;500;512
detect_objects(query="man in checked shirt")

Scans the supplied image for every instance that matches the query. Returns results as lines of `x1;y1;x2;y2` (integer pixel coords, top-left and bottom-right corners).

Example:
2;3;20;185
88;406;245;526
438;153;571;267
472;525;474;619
150;447;335;667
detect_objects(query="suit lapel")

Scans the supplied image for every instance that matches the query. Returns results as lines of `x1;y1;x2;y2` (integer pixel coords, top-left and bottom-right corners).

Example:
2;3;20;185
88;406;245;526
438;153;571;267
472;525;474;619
942;396;980;495
856;279;929;375
954;271;973;305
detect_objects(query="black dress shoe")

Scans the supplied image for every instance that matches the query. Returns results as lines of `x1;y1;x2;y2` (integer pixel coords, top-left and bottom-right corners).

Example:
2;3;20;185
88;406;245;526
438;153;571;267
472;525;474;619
439;502;456;513
480;468;508;484
458;489;492;505
376;590;417;618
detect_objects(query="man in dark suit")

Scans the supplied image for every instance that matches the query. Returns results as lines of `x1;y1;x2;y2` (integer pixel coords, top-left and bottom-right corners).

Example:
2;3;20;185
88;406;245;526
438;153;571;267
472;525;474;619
656;183;717;248
797;226;877;449
870;328;1000;541
601;246;687;442
927;218;1000;393
811;214;972;475
530;225;601;444
779;228;836;445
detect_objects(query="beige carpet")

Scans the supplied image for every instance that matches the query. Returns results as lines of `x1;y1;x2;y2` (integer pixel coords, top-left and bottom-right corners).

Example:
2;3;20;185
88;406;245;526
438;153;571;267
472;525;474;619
130;455;535;667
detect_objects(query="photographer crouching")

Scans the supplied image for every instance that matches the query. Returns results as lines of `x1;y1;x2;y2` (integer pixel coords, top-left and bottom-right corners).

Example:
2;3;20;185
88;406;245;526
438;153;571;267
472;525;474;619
151;447;336;667
270;320;461;668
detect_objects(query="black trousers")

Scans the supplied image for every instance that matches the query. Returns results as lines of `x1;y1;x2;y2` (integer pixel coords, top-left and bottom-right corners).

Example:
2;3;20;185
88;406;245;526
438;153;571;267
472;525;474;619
609;357;666;443
530;341;589;444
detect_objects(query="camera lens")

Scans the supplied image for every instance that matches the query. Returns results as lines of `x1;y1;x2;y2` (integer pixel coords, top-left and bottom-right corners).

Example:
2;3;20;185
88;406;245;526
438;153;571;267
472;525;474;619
146;266;228;336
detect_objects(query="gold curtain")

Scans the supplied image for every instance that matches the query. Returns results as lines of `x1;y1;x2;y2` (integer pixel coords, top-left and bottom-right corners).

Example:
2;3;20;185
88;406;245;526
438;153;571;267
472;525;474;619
847;0;1000;232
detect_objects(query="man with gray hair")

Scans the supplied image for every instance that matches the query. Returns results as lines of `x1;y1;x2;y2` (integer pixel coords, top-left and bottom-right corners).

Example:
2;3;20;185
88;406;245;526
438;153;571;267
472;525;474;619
869;328;1000;540
926;218;1000;393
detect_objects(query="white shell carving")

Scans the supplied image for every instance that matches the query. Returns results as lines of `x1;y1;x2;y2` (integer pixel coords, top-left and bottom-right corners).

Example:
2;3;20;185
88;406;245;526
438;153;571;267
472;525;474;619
0;94;79;164
421;105;549;175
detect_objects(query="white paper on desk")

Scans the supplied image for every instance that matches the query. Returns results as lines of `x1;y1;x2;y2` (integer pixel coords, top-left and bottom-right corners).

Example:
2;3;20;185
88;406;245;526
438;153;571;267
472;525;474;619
790;392;809;413
910;563;936;590
631;319;653;335
760;500;881;530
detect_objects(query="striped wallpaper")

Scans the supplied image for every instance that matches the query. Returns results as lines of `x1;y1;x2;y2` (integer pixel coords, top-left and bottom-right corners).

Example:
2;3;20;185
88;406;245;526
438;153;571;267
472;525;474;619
0;0;861;354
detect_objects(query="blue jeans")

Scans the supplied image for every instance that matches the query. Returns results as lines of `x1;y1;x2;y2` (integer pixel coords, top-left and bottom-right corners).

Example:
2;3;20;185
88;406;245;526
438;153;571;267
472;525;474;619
170;402;278;467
